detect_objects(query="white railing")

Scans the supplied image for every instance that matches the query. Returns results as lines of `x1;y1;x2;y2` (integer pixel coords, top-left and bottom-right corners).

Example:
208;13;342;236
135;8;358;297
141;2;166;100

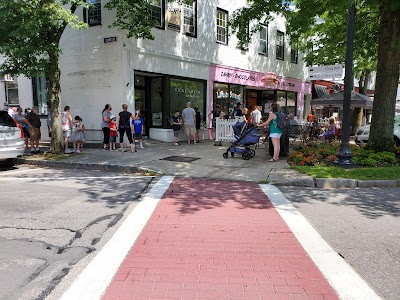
215;117;245;142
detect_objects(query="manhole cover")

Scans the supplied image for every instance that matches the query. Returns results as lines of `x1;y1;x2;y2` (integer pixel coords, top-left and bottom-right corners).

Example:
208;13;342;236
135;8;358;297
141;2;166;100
160;156;200;163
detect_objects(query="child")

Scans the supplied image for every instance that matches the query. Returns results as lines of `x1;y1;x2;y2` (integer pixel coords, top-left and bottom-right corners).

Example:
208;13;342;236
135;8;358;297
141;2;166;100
72;116;85;153
172;110;182;145
132;113;145;149
109;115;118;151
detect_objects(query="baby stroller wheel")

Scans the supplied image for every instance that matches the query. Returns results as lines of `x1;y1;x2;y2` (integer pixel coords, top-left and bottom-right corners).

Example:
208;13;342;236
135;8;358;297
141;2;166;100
231;152;234;157
249;149;256;157
242;152;251;160
223;152;228;159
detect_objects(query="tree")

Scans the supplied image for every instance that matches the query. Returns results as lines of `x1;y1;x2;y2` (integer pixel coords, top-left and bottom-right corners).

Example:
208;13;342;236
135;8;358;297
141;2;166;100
230;0;400;152
0;0;157;154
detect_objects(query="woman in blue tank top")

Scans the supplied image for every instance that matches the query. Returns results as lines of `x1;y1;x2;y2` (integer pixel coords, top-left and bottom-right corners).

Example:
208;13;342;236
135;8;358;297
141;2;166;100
257;103;283;162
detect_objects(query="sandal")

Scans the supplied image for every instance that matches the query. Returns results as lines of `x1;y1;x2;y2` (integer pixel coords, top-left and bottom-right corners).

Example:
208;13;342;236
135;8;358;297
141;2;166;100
121;149;127;152
268;158;278;162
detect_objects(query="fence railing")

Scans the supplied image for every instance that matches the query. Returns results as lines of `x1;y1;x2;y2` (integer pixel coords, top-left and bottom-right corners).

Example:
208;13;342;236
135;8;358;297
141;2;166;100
215;117;245;143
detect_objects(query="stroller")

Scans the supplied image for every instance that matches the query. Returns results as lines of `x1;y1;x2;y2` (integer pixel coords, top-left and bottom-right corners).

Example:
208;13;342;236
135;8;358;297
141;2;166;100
223;121;260;160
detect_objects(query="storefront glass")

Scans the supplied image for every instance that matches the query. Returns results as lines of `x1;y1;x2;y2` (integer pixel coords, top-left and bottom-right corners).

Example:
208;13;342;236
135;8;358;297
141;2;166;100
170;78;205;122
150;77;163;127
213;83;243;116
276;90;297;115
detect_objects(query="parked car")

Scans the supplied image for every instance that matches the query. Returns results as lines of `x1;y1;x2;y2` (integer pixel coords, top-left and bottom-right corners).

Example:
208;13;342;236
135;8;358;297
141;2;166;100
355;119;400;147
0;111;25;167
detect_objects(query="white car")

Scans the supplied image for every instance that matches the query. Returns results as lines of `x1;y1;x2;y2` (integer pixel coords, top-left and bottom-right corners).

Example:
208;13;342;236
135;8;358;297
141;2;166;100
355;120;400;147
0;111;25;167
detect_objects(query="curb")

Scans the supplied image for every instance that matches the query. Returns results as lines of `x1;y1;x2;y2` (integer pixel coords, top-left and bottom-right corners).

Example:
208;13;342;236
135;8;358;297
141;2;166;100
16;158;162;175
16;158;400;188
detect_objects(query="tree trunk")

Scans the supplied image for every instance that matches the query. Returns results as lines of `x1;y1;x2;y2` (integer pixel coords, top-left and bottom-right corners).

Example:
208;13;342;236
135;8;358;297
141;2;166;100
350;107;363;135
47;51;63;154
368;5;400;152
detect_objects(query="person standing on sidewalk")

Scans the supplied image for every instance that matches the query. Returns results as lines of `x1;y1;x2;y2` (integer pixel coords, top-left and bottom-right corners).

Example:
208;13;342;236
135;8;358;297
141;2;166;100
194;106;201;143
109;116;118;151
117;104;136;153
172;110;182;145
257;103;282;162
251;105;262;125
182;102;196;144
24;106;41;154
14;107;30;148
101;104;112;150
208;105;220;141
61;106;73;153
132;113;145;149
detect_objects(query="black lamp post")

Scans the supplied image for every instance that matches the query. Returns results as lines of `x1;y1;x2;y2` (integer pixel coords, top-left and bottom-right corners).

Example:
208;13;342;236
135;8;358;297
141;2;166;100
336;0;356;168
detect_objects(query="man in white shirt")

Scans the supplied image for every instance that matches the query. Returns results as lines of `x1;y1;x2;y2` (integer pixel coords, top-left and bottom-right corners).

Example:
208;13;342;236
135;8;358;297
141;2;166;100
251;105;262;124
181;102;196;144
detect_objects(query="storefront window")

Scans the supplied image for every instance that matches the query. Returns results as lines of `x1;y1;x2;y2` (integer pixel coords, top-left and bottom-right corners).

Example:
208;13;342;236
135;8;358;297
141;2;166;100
276;90;297;115
170;78;205;123
150;77;163;127
213;83;243;116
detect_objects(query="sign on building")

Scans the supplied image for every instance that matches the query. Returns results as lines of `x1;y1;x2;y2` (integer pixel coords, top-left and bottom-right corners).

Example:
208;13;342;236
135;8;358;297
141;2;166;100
308;64;343;80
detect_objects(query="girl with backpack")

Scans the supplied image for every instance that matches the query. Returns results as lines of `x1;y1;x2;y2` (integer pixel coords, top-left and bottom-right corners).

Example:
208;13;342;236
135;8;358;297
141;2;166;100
257;103;283;162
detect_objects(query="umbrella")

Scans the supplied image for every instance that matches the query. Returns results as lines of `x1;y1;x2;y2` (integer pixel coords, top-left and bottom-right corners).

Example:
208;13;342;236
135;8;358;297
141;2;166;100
311;92;373;108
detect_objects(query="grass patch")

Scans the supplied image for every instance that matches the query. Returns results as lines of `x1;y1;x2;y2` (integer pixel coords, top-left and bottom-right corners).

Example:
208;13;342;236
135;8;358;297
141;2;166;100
259;179;270;184
292;165;400;180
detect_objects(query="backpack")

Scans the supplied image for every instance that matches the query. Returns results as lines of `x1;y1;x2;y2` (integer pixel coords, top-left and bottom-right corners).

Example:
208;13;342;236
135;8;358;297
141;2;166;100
275;112;289;130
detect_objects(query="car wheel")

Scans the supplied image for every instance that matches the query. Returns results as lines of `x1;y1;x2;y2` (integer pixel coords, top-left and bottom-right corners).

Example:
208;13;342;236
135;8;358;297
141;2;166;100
0;158;17;168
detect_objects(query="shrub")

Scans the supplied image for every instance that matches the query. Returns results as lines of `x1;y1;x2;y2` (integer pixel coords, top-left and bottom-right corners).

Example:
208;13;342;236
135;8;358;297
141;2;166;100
288;143;399;167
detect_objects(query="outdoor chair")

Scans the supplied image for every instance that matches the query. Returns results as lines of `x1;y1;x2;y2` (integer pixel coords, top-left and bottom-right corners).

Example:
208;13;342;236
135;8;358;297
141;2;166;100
288;124;307;145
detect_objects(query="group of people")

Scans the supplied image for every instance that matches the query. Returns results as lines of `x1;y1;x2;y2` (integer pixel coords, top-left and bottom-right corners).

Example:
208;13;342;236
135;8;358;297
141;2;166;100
61;106;86;153
171;102;202;146
12;105;42;154
208;102;282;162
208;102;263;141
100;104;145;153
306;110;341;142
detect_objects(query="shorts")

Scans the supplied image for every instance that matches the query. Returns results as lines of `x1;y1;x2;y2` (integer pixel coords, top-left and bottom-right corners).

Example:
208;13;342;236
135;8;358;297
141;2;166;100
23;126;30;138
134;133;142;140
184;124;196;136
109;136;116;143
63;129;71;138
30;127;41;140
173;130;179;137
269;133;282;138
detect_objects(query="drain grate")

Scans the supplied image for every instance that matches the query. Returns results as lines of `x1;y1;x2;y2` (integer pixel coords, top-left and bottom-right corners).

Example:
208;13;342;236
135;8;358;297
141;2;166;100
160;156;201;163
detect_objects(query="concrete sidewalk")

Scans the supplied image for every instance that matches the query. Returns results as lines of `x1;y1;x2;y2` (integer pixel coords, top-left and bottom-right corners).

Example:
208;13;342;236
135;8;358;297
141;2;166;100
20;139;314;186
18;139;400;188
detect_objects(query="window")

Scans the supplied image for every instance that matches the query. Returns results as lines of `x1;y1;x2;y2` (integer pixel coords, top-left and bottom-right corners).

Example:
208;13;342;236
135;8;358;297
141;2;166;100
216;8;228;45
213;83;244;116
259;25;268;55
291;42;299;64
183;1;196;36
170;78;205;124
84;0;101;26
276;31;284;60
150;0;164;28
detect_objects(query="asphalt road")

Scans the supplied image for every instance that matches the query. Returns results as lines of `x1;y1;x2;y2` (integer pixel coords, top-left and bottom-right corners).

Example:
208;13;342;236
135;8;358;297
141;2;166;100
279;186;400;300
0;166;155;300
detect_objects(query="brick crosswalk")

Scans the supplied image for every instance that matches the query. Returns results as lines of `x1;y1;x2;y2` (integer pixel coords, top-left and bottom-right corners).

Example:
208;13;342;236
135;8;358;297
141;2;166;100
102;178;338;300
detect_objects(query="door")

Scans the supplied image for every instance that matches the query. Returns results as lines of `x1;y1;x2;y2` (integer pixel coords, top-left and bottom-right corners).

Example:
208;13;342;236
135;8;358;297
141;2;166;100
135;89;148;135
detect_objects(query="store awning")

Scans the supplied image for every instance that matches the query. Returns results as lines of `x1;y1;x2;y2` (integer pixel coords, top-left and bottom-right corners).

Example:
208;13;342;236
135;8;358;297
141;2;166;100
311;91;373;108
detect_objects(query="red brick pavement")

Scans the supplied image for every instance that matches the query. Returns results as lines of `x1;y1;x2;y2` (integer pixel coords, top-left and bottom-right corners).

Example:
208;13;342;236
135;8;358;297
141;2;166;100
102;178;338;300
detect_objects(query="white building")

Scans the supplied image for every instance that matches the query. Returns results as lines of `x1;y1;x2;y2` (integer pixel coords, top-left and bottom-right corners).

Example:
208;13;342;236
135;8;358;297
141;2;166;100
0;56;35;112
59;0;312;142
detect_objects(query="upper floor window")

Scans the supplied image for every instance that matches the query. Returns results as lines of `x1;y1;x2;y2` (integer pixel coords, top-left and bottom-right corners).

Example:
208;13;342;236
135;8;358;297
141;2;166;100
291;42;299;64
150;0;165;28
216;8;228;45
259;25;268;55
182;1;196;36
84;0;101;26
276;31;284;60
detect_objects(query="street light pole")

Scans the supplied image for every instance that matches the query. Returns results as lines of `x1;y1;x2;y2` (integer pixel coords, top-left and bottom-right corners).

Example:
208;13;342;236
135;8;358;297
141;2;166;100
336;0;356;168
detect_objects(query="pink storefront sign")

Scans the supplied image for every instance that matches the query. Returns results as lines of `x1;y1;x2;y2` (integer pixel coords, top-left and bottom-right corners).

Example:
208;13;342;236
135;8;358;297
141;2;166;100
208;64;311;114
